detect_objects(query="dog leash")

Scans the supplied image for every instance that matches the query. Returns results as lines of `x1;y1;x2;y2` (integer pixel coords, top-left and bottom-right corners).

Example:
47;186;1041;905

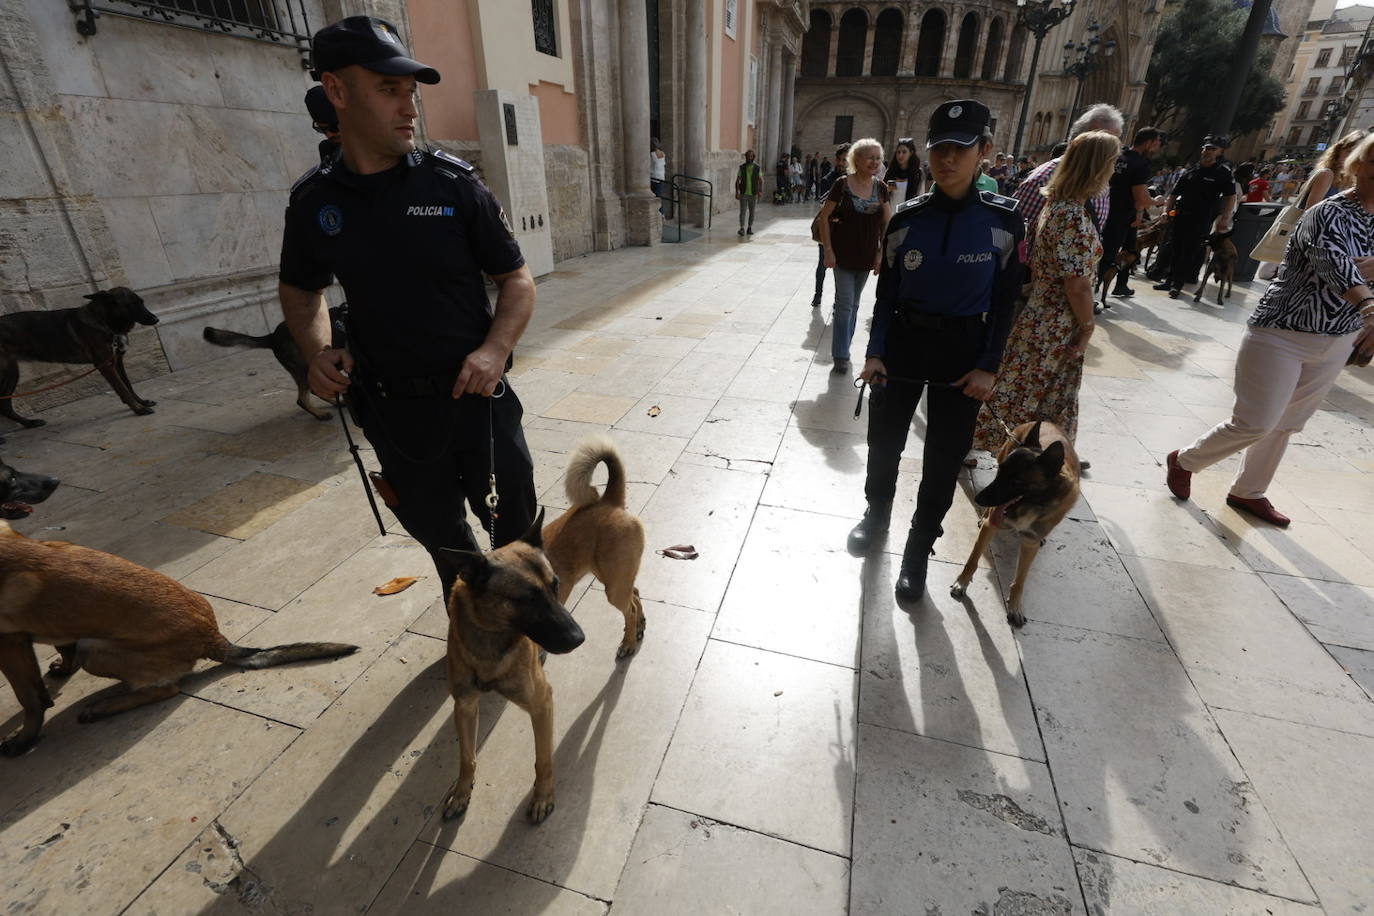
0;355;116;400
484;379;507;551
851;374;1024;445
336;391;387;537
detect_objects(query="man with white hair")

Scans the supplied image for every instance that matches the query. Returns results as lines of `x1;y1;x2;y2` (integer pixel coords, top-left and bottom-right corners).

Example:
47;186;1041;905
1013;103;1125;252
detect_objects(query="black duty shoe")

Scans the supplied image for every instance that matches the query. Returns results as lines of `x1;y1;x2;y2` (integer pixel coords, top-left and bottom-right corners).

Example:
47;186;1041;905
746;228;754;235
811;295;822;308
738;228;744;237
894;532;934;603
1168;288;1181;299
1151;281;1172;291
847;503;892;554
1113;285;1135;297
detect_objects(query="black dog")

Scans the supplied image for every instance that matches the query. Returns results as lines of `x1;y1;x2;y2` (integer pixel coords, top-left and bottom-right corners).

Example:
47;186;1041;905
0;287;159;429
0;456;60;520
202;307;345;421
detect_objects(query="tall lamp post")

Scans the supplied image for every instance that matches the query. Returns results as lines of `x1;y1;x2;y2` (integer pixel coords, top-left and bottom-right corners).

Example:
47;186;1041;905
1011;0;1077;160
1062;21;1116;136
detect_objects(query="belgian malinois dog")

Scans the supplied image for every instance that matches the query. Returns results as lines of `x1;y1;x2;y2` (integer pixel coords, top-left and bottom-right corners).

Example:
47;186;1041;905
1096;247;1142;311
0;287;160;429
0;521;358;755
440;509;586;824
1194;231;1238;306
0;457;60;520
950;421;1081;627
202;306;347;421
542;437;647;659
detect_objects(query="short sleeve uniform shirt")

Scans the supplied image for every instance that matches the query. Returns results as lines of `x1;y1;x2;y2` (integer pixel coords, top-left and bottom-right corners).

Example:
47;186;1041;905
279;148;525;376
1107;148;1151;223
1172;162;1234;221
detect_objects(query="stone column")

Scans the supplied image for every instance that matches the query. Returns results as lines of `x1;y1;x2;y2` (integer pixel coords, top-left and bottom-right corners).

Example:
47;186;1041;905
941;6;962;79
766;39;785;161
779;54;796;159
862;17;877;75
970;20;988;79
826;9;840;77
684;0;708;224
898;10;919;74
619;0;660;245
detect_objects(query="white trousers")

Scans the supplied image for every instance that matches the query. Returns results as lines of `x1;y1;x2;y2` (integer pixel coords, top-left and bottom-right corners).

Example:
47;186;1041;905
1177;324;1357;499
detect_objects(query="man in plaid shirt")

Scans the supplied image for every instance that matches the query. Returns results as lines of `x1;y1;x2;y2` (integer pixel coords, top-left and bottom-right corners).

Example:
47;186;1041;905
1013;104;1125;253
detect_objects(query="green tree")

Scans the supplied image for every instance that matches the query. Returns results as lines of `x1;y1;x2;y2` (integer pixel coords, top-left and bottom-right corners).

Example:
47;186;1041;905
1145;0;1287;153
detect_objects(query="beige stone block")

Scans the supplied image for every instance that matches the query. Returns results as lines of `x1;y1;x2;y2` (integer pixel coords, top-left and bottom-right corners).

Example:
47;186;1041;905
685;396;790;465
1081;481;1249;572
541;393;638;425
653;639;857;856
613;805;849;915
160;472;326;540
624;336;699;358
1262;574;1374;651
570;336;635;357
1212;514;1374;587
370;841;608;914
1075;848;1320;914
615;393;714;439
761;425;868;520
652;351;744;399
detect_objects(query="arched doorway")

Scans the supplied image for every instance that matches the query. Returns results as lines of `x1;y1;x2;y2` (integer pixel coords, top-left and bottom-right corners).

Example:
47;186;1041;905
801;9;832;78
836;9;868;77
871;8;903;77
914;9;945;77
953;12;979;79
1003;24;1027;82
982;18;1004;82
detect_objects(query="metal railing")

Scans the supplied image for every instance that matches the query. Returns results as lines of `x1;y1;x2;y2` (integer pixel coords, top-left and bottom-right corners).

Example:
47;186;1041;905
666;174;714;242
70;0;313;68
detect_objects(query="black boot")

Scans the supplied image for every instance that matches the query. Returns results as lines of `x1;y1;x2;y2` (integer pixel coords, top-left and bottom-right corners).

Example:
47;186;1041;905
847;502;891;554
894;529;934;602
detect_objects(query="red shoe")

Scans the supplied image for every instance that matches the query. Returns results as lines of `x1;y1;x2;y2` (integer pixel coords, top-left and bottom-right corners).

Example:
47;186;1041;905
1227;495;1291;527
1166;450;1191;500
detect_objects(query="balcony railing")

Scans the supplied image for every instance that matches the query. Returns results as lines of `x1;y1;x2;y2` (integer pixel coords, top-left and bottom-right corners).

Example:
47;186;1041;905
70;0;313;68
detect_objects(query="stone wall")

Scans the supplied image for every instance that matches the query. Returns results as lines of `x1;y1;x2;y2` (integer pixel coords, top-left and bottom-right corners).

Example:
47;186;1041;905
546;145;595;261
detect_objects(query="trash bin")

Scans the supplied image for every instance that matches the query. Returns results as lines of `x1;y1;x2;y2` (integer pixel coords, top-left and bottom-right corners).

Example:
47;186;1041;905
1231;201;1285;282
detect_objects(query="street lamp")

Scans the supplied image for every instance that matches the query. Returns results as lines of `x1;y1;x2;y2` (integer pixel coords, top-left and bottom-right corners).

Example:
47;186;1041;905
1012;0;1077;160
1062;21;1117;134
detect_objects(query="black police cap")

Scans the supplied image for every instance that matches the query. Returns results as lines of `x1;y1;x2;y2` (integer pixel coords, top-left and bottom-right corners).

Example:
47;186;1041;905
304;86;337;127
927;99;991;149
310;16;440;84
1202;134;1230;149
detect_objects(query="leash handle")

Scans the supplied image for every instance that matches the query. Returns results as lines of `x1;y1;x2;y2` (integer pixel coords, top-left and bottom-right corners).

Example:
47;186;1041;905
337;393;388;537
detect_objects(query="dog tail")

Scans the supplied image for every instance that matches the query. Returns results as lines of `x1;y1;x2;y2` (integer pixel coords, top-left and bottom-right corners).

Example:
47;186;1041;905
214;641;358;670
202;326;274;349
565;436;628;508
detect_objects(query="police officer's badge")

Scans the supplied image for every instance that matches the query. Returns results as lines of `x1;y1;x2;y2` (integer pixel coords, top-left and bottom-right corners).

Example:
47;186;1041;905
903;248;924;271
318;204;343;237
948;105;963;119
373;21;400;44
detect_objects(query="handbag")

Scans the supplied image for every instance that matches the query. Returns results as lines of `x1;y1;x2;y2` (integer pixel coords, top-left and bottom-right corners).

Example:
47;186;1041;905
1250;175;1317;264
811;180;847;243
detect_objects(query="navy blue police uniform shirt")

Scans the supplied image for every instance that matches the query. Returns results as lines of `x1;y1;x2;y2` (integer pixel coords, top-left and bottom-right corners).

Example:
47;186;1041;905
1172;161;1235;221
868;186;1024;372
279;147;525;376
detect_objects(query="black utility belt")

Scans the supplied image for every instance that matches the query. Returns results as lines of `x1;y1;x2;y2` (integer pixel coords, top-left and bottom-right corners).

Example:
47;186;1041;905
359;370;461;400
895;307;987;331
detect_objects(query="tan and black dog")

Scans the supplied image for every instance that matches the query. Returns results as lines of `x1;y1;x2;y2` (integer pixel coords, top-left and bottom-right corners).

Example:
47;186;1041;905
543;437;647;660
950;420;1081;627
0;522;357;755
1096;247;1141;311
439;510;586;824
1194;231;1238;306
0;287;160;429
0;457;60;520
202;306;347;421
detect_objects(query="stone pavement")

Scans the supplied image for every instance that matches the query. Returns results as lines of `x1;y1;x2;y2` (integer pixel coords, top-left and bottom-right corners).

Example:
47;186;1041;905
2;205;1373;915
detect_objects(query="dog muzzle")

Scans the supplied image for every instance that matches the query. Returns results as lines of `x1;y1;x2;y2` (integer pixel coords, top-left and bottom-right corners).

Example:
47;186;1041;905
988;496;1022;529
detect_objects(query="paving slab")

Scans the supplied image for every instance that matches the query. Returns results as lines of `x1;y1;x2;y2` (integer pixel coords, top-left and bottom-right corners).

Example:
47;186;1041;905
1017;623;1312;900
851;723;1081;915
1074;848;1321;915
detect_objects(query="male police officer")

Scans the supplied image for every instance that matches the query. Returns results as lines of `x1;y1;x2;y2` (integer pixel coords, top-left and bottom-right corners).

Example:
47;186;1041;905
1153;135;1235;299
279;17;538;601
1099;126;1166;303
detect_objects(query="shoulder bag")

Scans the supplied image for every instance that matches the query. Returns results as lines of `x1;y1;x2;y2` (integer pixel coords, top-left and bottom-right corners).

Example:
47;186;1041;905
811;179;848;243
1250;174;1317;264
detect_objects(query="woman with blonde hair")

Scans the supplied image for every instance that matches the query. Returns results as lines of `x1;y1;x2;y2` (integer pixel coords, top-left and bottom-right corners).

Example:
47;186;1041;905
817;137;893;372
971;130;1120;454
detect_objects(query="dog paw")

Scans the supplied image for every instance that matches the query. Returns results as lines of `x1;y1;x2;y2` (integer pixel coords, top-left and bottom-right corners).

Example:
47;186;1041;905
615;641;640;660
1007;610;1027;629
0;732;38;756
139;399;158;407
132;406;155;416
20;418;46;428
46;660;76;678
527;790;556;824
442;780;473;821
949;581;968;598
77;703;107;724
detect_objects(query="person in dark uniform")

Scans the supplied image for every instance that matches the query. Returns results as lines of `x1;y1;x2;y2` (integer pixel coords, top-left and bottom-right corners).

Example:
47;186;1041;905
1153;135;1236;299
279;16;538;601
847;100;1024;601
305;85;341;164
1098;126;1165;305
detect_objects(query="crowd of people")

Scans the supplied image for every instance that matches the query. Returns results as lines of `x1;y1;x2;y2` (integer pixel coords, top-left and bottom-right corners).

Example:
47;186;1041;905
735;100;1374;602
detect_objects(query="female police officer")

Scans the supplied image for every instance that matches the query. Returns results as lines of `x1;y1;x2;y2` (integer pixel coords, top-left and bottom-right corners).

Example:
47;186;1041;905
847;100;1024;602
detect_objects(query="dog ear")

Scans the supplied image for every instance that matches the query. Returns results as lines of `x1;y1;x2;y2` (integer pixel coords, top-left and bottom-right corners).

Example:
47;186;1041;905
439;547;491;588
1024;420;1042;449
1038;440;1066;477
518;507;546;549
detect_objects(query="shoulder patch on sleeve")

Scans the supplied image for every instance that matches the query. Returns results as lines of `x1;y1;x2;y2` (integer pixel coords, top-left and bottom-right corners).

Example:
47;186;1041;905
289;164;321;200
894;192;932;215
432;149;475;173
978;190;1017;212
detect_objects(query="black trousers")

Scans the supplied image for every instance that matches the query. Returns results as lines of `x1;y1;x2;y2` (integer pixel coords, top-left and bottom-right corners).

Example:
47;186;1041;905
864;316;985;547
1166;215;1212;289
1098;216;1137;287
814;245;827;299
355;379;537;601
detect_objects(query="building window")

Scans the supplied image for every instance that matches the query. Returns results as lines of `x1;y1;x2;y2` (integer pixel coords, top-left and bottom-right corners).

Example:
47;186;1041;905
834;115;854;144
1316;47;1332;68
801;9;832;77
836;9;867;77
1342;45;1356;65
1328;75;1344;93
72;0;313;60
953;12;980;79
1304;76;1321;95
871;8;904;77
532;0;557;56
915;8;947;77
1297;100;1311;120
724;0;737;38
1287;126;1303;146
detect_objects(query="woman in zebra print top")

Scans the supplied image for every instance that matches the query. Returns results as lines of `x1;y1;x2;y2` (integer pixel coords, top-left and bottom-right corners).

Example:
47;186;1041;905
1163;132;1374;527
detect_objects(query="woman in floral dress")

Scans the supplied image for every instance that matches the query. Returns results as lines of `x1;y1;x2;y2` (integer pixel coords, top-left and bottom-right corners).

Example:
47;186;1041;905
973;131;1120;451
